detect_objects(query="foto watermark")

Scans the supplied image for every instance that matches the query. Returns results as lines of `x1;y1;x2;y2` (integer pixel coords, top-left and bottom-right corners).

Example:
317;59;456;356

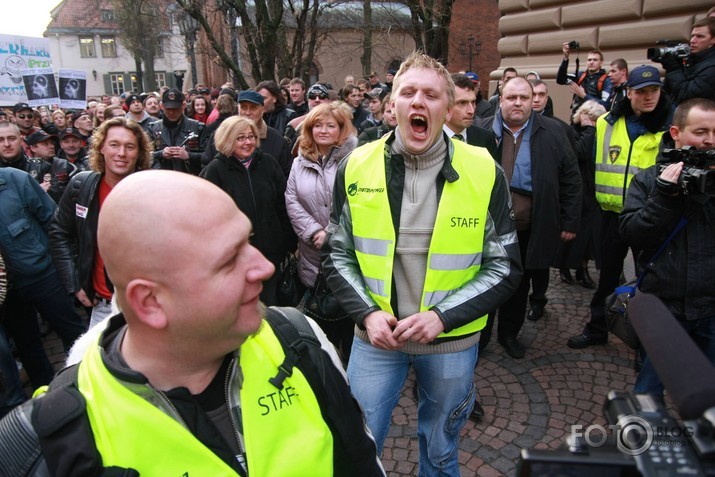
571;415;694;456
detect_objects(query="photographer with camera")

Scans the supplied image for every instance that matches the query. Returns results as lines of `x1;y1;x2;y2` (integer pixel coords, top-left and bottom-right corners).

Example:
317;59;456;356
557;43;613;113
652;18;715;105
619;98;715;400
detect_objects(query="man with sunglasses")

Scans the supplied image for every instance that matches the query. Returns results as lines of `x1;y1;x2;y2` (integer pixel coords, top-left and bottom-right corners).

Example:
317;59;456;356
12;103;40;156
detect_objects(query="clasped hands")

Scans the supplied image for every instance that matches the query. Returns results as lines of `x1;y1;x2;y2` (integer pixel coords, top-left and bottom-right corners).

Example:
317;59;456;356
363;309;445;350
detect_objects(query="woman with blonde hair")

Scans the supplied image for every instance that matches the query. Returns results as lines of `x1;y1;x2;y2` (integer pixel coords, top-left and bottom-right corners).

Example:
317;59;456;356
200;116;297;306
285;101;357;362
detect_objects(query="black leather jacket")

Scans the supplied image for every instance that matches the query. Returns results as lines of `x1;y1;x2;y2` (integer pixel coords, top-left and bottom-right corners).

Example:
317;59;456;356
146;116;207;175
48;171;102;298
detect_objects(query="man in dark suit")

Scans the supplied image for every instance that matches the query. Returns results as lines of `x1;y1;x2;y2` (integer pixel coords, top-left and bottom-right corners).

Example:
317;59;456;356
479;77;582;359
444;74;499;160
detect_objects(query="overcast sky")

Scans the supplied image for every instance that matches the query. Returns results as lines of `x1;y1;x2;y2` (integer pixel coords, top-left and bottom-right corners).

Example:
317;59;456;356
2;0;59;38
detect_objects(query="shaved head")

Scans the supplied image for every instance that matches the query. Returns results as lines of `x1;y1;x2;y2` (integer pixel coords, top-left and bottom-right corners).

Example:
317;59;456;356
98;171;274;385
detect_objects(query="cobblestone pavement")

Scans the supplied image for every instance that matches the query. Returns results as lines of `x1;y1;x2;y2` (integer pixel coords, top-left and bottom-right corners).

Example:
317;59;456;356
379;267;641;476
35;266;641;476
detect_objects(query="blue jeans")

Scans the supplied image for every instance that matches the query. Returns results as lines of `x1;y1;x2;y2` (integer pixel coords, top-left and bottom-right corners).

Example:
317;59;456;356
634;316;715;399
347;337;477;477
0;325;27;418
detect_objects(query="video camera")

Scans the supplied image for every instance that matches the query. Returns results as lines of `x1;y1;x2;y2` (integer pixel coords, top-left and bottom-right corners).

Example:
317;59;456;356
647;40;690;62
517;391;715;476
518;293;715;477
660;146;715;197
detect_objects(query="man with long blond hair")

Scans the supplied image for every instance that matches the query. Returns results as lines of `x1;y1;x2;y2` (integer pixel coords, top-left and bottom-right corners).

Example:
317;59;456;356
49;117;153;327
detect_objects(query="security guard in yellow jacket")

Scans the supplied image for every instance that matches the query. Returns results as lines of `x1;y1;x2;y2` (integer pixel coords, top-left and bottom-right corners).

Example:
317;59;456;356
568;65;673;349
0;171;384;477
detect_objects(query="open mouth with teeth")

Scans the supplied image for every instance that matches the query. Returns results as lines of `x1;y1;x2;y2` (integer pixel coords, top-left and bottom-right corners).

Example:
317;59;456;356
410;114;428;138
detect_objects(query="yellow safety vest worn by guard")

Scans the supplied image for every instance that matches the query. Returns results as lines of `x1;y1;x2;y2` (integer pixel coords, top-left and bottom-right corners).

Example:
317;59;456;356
76;320;333;477
345;136;495;338
594;114;663;213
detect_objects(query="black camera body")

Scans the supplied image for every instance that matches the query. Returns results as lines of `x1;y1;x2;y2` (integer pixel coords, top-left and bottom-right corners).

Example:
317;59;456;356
660;146;715;197
517;391;715;477
568;40;580;50
648;40;690;61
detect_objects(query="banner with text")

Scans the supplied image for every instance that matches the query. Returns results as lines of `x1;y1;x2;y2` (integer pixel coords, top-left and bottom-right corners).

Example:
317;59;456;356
0;35;52;106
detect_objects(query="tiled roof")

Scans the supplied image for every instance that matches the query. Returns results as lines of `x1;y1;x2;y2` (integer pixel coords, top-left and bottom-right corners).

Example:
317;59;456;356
45;0;119;33
44;0;171;35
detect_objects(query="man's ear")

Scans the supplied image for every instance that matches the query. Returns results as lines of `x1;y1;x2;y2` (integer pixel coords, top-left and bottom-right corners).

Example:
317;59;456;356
124;279;168;330
670;125;681;146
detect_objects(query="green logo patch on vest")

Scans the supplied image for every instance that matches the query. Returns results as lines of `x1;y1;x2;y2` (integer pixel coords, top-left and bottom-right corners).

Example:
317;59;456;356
609;146;622;163
348;181;358;196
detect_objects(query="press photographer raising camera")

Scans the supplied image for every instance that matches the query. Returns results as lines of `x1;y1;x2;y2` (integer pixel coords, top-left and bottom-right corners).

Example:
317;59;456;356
556;43;613;113
619;98;715;401
656;18;715;105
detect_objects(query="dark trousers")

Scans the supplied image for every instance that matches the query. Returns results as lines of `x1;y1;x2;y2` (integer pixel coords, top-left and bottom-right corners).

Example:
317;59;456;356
481;230;549;346
585;211;631;339
4;271;86;388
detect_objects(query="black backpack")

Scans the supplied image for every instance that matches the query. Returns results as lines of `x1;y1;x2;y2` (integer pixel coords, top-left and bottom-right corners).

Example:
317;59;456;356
30;307;382;477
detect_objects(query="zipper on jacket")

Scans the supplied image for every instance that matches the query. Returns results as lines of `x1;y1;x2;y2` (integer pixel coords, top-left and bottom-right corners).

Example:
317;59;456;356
225;358;248;476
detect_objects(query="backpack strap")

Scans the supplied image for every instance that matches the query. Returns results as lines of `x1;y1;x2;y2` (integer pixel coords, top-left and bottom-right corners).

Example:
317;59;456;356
31;365;139;477
265;306;322;390
264;306;384;477
597;72;608;93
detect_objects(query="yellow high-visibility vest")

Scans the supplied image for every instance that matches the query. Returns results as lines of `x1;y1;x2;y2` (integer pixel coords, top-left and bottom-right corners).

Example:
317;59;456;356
345;136;495;337
594;114;663;212
76;320;333;476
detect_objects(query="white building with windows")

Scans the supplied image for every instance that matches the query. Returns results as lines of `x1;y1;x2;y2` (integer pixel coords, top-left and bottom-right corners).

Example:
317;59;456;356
44;0;190;97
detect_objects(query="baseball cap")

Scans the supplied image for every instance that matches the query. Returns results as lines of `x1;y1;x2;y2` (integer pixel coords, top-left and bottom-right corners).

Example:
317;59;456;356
237;90;264;105
465;71;479;83
627;65;662;90
364;87;385;100
13;102;32;114
198;87;211;95
307;83;329;99
58;128;83;140
25;130;56;146
72;110;90;122
162;89;185;108
210;88;221;99
125;94;141;107
387;69;397;76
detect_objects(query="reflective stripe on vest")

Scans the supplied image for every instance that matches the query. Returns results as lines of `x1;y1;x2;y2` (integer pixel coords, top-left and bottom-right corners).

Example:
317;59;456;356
594;114;662;213
78;321;333;476
346;136;495;338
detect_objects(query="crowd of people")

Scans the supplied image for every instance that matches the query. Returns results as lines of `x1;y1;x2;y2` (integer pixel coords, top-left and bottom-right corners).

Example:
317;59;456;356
0;10;714;475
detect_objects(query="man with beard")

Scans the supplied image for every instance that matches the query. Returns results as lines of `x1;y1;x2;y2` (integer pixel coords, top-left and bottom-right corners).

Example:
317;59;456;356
146;88;207;175
12;103;40;155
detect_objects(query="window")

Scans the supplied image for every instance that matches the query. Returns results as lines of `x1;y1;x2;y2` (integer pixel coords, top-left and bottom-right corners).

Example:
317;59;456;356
100;9;115;22
79;36;96;58
155;72;166;89
130;74;139;92
109;73;125;95
101;37;117;58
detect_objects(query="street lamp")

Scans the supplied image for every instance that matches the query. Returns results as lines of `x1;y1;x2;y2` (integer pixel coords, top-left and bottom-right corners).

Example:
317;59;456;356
178;12;200;88
459;34;482;72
